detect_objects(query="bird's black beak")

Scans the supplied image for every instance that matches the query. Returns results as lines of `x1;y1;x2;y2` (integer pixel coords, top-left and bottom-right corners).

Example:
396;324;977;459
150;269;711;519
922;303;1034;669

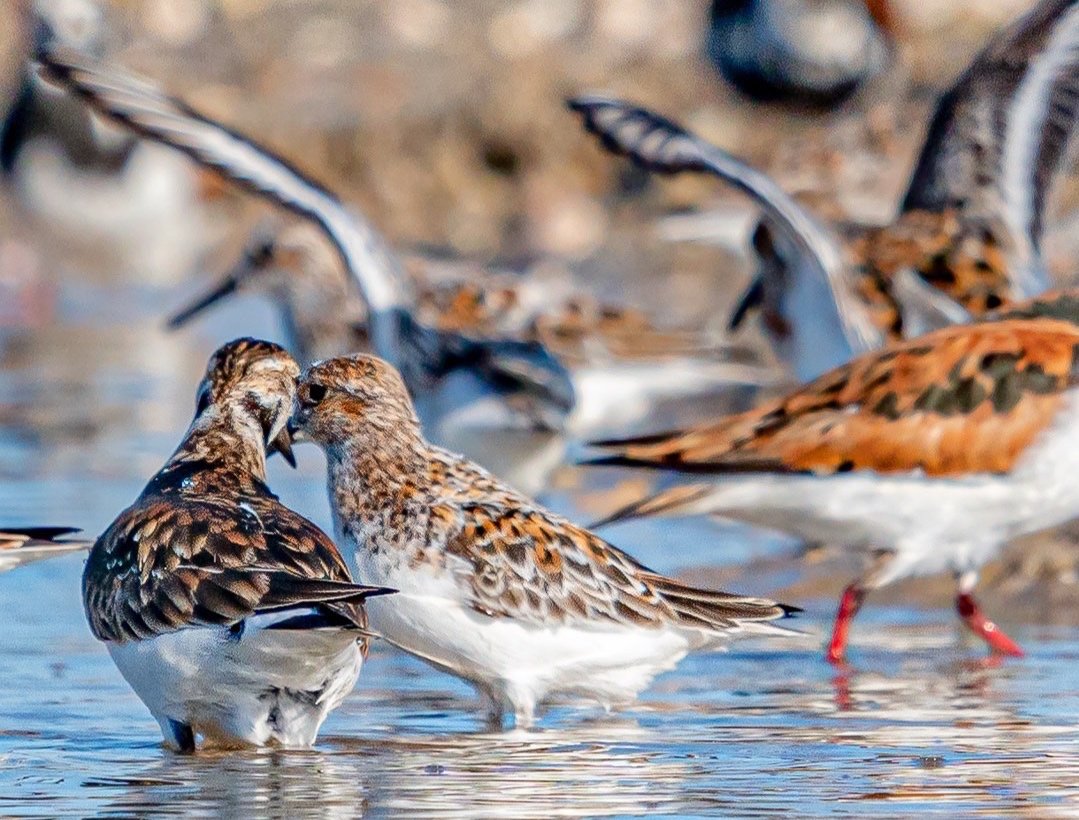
168;231;277;330
167;274;240;329
269;427;297;468
728;275;764;331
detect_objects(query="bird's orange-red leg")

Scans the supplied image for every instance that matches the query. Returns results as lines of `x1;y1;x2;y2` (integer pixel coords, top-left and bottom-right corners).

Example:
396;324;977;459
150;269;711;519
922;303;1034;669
827;583;866;665
955;593;1024;657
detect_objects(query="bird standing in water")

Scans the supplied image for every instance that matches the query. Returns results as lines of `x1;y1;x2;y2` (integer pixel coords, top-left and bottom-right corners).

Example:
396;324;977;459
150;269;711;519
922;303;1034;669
82;338;392;751
588;289;1079;664
291;353;799;729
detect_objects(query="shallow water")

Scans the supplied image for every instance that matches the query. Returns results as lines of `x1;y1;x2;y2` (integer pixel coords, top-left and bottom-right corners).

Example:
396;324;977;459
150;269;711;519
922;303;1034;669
2;278;1079;818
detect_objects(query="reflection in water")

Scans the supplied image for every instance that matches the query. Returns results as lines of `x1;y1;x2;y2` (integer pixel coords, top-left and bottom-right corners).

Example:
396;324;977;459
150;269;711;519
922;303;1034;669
3;597;1079;817
90;722;694;819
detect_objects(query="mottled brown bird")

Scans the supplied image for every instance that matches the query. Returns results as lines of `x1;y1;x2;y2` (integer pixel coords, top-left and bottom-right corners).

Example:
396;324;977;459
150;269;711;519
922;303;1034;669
291;353;799;729
82;338;392;752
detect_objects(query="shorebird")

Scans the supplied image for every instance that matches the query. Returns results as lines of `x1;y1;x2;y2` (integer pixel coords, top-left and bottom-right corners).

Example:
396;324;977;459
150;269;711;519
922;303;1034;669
34;45;775;491
708;0;892;107
290;353;800;729
83;338;392;751
0;526;88;571
573;0;1079;383
586;288;1079;664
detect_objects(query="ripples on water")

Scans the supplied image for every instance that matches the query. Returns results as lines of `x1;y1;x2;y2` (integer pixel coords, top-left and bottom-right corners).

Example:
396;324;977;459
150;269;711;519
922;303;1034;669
2;277;1079;817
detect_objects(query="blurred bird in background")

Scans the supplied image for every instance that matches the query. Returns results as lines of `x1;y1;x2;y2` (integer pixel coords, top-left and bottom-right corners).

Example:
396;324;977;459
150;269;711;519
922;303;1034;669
707;0;893;108
1;0;206;284
579;0;1079;383
37;45;778;493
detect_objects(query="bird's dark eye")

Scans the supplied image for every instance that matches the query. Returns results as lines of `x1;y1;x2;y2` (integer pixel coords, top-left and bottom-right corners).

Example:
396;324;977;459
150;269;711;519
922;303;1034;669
306;383;327;403
251;240;275;266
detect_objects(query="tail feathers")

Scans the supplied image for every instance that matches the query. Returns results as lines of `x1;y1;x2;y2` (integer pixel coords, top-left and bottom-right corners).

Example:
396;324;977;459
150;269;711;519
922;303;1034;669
0;528;90;568
0;526;83;542
644;572;802;638
588;484;715;529
262;574;396;607
259;574;395;631
261;569;392;608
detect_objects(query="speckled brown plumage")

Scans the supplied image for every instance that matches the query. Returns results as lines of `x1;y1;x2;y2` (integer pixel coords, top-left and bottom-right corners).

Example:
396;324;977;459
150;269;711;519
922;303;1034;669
847;209;1016;338
83;338;389;645
438;500;781;627
294;354;793;631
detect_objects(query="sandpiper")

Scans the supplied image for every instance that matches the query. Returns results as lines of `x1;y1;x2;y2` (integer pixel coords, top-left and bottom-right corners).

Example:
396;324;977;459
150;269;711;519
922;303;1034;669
83;338;391;751
36;44;577;429
168;220;774;430
573;0;1079;382
587;288;1079;664
291;353;799;729
0;526;88;572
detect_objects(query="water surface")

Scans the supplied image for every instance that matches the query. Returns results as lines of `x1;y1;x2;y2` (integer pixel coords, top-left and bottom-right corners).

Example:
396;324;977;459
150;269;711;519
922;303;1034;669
1;269;1078;818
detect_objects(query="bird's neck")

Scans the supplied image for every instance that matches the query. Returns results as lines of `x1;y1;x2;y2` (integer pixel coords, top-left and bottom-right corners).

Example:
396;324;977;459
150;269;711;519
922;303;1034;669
168;405;269;484
324;423;429;525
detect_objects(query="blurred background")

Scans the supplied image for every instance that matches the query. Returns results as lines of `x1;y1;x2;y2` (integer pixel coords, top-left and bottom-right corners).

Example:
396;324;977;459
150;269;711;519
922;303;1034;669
0;0;1059;315
4;3;1079;815
2;0;1078;657
3;0;1077;574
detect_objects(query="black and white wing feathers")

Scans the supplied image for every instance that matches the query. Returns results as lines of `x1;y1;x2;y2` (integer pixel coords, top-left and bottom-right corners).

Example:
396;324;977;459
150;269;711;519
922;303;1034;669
902;0;1079;297
569;95;884;354
37;44;409;314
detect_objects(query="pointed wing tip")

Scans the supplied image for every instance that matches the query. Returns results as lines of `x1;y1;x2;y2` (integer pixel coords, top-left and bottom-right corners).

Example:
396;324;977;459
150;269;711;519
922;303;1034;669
360;585;397;600
2;526;83;541
568;95;697;174
576;453;644;471
779;603;803;618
